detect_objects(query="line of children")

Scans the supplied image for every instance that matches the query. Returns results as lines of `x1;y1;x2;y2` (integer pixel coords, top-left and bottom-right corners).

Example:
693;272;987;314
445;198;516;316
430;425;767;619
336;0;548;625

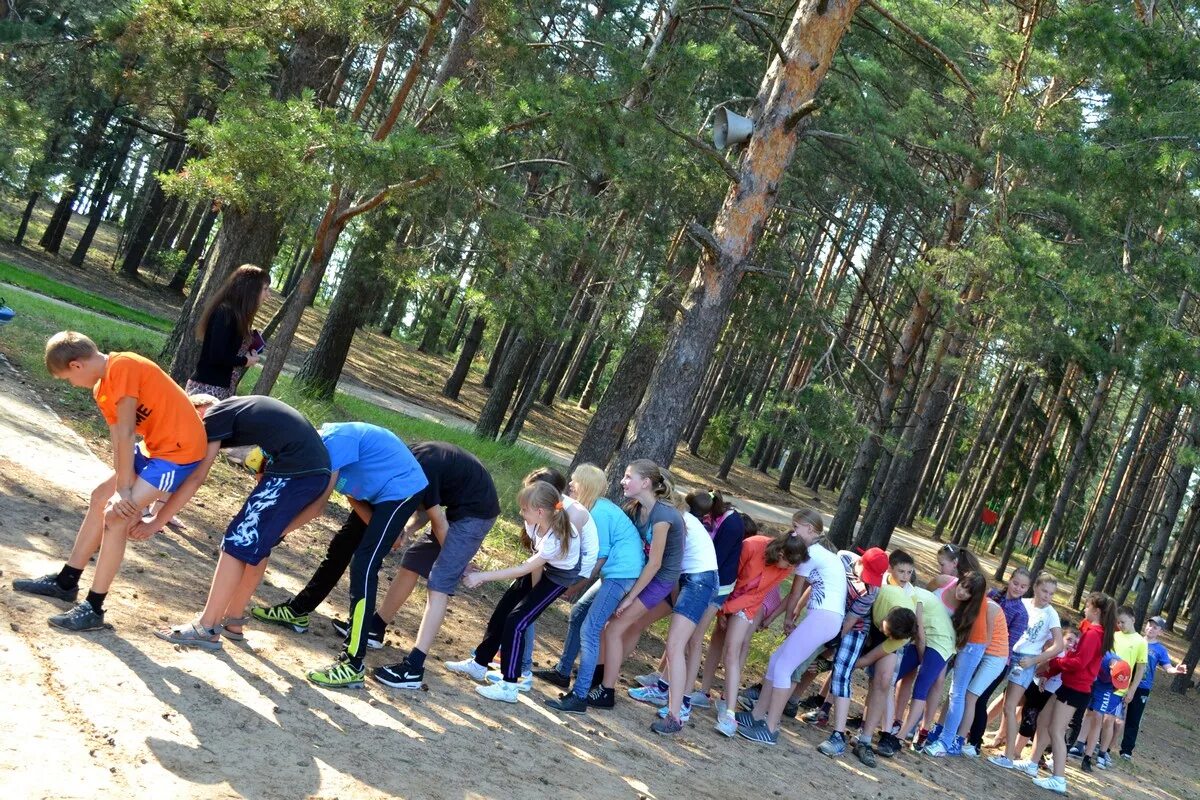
964;567;1030;756
1119;614;1186;758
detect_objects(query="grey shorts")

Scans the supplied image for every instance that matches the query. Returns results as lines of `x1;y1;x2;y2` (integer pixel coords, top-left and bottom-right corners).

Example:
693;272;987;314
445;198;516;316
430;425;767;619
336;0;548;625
400;515;496;595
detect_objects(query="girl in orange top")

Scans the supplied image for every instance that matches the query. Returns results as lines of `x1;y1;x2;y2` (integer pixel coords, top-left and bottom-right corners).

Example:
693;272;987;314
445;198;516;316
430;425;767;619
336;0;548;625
711;531;809;735
951;594;1009;753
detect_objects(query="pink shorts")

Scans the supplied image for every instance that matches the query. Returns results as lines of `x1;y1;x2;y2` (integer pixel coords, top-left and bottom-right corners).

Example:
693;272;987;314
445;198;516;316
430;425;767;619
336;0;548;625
760;586;783;620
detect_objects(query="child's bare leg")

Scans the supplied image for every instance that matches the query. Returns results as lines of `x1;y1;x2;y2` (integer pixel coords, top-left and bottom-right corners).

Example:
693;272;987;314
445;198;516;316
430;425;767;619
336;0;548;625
66;474;117;570
91;478;163;594
700;617;728;694
216;557;270;632
377;567;421;621
198;552;253;628
720;613;754;711
682;606;718;698
665;615;698;719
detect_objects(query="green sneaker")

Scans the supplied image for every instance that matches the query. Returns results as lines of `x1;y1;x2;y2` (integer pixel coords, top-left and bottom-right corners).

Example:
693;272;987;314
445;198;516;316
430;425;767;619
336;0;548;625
250;603;309;633
308;658;365;689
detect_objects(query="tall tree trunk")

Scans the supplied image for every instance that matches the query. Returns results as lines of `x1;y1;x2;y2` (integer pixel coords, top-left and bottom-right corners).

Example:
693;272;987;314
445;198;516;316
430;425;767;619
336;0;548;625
475;329;535;439
1134;408;1200;625
443;313;487;399
614;0;866;474
166;203;219;292
69;124;136;267
40;106;116;254
578;338;614;410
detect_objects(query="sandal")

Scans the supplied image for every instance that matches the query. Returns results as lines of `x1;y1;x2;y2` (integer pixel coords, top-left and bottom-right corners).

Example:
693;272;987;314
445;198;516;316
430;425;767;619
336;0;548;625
155;621;222;651
218;616;249;641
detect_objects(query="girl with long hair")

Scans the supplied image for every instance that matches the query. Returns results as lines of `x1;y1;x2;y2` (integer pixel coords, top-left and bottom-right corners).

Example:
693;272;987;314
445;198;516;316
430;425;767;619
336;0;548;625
187;264;270;398
923;571;989;756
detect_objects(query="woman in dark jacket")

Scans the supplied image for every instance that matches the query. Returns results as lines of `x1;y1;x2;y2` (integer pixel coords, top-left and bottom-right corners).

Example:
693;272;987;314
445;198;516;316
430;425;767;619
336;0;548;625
186;264;270;398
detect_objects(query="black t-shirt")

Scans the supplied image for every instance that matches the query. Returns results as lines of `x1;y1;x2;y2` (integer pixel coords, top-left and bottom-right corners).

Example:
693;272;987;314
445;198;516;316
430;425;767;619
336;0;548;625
203;395;331;477
410;441;500;522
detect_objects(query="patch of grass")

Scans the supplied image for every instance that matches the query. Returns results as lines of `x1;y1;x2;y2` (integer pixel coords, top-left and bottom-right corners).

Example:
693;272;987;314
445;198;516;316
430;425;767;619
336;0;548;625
0;287;167;439
0;260;173;332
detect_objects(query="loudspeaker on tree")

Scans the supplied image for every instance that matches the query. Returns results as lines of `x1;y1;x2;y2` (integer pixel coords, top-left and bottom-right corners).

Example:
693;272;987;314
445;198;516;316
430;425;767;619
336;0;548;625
713;107;753;149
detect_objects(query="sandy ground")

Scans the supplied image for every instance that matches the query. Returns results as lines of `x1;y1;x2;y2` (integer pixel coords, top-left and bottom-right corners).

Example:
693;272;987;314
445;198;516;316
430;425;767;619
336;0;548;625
2;360;1200;800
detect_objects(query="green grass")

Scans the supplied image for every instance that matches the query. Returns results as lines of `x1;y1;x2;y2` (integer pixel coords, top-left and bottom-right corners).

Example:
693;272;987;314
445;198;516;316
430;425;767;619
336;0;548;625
0;260;174;332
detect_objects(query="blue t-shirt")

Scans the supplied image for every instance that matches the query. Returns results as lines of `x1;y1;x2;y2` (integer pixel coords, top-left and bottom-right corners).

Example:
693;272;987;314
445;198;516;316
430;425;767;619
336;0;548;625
1141;641;1173;691
590;498;645;580
320;422;428;504
1094;651;1117;692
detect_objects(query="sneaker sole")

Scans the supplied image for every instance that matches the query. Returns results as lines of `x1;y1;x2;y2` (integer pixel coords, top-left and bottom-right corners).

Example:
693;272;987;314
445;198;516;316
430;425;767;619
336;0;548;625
736;730;777;745
308;677;364;689
14;585;79;602
48;618;106;632
152;630;222;651
251;613;308;634
546;703;588;716
372;675;423;690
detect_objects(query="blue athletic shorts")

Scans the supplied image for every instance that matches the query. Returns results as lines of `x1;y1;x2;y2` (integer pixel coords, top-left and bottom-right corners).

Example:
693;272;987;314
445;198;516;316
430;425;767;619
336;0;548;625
134;450;201;494
1089;687;1124;716
222;473;330;566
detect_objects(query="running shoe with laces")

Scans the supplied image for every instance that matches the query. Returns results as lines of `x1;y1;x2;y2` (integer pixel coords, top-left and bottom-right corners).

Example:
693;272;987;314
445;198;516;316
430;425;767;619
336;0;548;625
734;710;755;728
444;658;489;682
876;732;901;758
533;668;572;689
13;573;78;602
714;709;738;737
546;692;589;715
634;672;663;688
308;657;366;689
854;740;877;768
251;603;309;633
689;691;711;708
629;685;669;705
802;706;830;727
988;754;1016;769
650;715;684;735
486;670;533;692
373;660;425;689
587;686;615;709
48;601;105;632
331;616;385;649
961;742;979;757
476;680;520;703
1032;775;1067;795
818;731;847;757
657;703;692;723
782;698;801;718
737;719;778;746
798;693;825;711
923;739;949;757
1012;759;1040;776
1097;752;1112;770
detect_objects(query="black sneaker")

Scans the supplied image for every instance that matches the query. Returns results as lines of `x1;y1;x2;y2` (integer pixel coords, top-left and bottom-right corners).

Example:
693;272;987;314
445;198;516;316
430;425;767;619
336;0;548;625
1081;755;1093;773
783;698;801;718
847;713;864;730
546;692;588;715
586;686;615;709
877;732;901;758
48;601;105;631
331;617;385;649
799;693;825;710
533;668;571;689
13;573;78;602
854;740;877;768
373;661;424;689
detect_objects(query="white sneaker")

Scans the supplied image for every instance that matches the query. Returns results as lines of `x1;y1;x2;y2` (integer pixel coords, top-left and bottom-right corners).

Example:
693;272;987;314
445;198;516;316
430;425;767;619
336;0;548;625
1013;759;1040;777
635;672;664;688
715;709;737;737
476;680;520;704
658;703;692;722
445;658;488;681
962;743;979;758
486;670;532;692
1032;775;1067;794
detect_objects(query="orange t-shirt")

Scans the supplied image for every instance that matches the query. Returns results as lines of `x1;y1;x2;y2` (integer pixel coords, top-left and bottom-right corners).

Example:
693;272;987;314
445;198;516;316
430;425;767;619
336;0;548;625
985;600;1010;657
93;352;206;464
721;536;793;617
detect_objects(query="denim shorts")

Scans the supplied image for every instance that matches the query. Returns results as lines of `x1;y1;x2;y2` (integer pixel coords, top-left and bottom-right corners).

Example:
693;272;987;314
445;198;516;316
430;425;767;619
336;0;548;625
222;473;330;566
673;570;718;624
969;653;1010;695
401;516;497;595
1007;652;1041;688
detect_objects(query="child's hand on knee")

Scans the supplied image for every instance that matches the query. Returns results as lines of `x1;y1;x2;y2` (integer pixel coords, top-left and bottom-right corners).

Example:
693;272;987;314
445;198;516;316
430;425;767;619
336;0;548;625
128;519;160;541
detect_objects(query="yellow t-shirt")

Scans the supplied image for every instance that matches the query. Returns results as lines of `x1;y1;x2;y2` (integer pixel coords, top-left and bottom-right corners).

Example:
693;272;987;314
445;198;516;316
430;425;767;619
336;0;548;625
1112;631;1148;696
872;584;916;653
911;587;957;659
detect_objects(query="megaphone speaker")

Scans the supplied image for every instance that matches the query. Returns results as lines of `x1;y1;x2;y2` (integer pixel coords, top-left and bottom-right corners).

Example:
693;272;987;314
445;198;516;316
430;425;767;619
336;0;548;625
713;108;754;149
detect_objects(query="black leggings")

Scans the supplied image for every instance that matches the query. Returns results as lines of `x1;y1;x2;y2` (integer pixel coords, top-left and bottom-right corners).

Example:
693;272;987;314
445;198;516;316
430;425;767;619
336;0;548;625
472;575;566;682
1119;686;1151;755
289;510;367;616
344;496;421;667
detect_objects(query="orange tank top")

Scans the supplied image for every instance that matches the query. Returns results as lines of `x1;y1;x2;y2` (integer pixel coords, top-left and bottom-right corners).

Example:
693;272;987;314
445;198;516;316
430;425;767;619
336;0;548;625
985;601;1009;656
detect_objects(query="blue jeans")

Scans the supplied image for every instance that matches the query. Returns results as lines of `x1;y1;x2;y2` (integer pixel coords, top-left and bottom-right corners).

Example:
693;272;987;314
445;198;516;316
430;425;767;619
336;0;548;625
555;579;604;675
569;578;636;699
521;621;535;674
941;642;985;747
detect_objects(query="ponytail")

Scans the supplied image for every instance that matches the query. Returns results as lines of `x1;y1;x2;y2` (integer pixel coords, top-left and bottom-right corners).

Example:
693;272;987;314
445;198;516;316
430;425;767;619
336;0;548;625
765;530;809;566
1088;592;1117;653
518;482;573;552
624;458;674;519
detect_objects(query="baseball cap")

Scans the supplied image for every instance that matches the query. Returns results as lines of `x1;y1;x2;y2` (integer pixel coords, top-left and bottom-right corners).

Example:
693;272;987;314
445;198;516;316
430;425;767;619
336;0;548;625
1149;615;1167;628
1110;658;1132;691
860;547;889;587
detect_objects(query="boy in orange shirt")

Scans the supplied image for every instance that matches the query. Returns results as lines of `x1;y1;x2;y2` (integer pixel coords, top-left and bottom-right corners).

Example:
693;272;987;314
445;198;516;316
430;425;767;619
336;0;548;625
12;332;207;632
